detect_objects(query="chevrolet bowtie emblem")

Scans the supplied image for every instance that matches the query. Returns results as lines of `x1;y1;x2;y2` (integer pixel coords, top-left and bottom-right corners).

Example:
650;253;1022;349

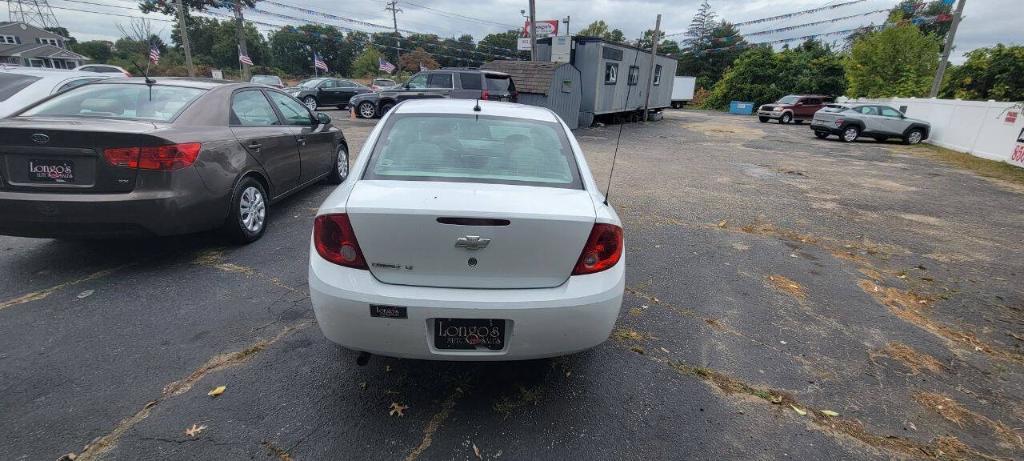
454;235;491;250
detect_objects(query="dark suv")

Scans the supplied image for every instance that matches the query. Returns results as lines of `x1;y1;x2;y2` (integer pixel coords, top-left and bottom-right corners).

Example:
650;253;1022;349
350;69;517;118
757;95;832;124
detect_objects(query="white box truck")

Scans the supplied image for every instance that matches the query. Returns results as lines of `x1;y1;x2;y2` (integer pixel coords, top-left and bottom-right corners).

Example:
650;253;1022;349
670;76;696;108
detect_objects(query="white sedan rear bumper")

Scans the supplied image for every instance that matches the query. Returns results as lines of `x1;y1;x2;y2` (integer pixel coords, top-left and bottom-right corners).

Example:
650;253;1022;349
308;246;624;361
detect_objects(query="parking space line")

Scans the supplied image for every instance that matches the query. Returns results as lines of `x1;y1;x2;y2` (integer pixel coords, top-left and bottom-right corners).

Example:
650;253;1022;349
75;319;312;461
0;265;128;312
404;387;463;461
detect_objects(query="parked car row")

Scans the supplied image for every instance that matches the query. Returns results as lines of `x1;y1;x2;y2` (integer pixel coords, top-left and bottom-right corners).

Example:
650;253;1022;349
0;69;626;360
350;68;517;119
758;94;930;145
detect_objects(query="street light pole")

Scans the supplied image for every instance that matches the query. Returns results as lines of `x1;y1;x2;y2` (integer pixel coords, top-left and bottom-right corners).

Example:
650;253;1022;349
386;0;402;71
642;14;661;121
174;0;194;77
528;0;536;61
929;0;966;98
563;15;570;36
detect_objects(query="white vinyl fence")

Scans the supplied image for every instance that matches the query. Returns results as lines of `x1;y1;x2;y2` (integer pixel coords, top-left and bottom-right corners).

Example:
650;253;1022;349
837;97;1024;169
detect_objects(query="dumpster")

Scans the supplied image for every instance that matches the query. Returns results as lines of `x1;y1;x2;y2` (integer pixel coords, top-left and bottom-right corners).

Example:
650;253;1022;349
729;101;755;115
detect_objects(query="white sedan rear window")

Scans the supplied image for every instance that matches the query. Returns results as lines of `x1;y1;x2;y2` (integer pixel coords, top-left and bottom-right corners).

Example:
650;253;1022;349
364;114;582;188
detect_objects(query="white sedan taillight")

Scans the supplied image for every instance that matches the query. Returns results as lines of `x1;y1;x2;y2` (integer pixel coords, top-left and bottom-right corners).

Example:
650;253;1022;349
572;223;623;275
314;214;368;269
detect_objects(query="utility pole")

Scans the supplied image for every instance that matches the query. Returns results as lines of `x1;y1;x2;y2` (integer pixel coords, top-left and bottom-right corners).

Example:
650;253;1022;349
528;0;536;61
563;15;570;36
929;0;966;98
385;0;402;71
642;14;661;121
233;0;249;80
174;0;194;77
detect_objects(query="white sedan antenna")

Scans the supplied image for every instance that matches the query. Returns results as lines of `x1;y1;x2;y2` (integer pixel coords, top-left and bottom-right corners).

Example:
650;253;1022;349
604;41;643;206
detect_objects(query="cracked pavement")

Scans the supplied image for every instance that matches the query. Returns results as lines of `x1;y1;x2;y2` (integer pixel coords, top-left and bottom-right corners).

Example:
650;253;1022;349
1;109;1021;460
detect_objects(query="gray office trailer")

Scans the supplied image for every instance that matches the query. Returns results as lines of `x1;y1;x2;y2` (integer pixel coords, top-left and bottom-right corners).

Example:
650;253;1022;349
480;60;582;128
536;36;678;127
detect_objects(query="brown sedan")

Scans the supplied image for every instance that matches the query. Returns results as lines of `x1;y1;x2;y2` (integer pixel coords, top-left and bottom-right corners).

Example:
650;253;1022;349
0;78;350;243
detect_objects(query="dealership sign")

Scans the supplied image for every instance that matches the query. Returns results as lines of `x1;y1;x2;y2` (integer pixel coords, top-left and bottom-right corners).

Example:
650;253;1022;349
519;20;559;50
522;20;559;38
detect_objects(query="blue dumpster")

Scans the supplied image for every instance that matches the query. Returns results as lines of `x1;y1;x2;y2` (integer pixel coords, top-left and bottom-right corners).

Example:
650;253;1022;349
729;101;755;115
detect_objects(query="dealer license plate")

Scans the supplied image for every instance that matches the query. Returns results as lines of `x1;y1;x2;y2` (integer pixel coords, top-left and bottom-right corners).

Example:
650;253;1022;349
433;318;506;351
28;159;75;183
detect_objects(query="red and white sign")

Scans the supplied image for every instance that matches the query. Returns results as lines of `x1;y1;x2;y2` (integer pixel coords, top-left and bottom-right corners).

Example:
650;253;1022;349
523;20;559;38
1005;111;1018;124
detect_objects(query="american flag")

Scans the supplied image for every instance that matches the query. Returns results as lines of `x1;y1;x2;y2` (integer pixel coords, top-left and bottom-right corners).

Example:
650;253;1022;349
149;45;160;64
378;57;396;74
313;52;328;72
419;63;427;72
238;47;253;66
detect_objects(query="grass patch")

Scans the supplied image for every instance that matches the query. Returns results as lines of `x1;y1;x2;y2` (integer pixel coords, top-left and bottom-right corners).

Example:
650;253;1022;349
901;144;1024;186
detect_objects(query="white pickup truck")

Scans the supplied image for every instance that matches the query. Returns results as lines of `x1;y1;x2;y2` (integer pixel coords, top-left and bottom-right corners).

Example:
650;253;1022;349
670;76;696;108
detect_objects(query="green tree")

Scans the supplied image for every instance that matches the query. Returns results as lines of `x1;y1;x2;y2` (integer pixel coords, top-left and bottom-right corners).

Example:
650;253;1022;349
45;26;76;45
577;20;626;43
701;46;779;109
846;25;941;97
678;21;746;88
399;47;439;72
72;41;112;62
683;0;716;51
351;47;384;78
479;30;527;60
139;0;256;15
701;40;847;110
941;44;1024;101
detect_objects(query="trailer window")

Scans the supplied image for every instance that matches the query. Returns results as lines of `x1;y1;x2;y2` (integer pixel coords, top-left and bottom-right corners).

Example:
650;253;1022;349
604;63;618;85
654;65;662;85
627;66;639;86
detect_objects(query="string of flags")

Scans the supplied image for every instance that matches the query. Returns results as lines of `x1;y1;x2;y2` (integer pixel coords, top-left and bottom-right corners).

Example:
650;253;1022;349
692;14;954;56
732;0;868;26
745;9;890;37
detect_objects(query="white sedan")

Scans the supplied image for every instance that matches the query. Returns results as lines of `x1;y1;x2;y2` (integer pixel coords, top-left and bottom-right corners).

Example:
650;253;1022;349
308;99;624;361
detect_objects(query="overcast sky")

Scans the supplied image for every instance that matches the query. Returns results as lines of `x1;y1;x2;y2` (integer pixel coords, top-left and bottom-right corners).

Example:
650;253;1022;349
45;0;1023;64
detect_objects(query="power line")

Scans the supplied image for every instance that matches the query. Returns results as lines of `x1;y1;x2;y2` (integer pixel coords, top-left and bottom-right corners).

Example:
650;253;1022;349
732;0;869;26
401;0;520;29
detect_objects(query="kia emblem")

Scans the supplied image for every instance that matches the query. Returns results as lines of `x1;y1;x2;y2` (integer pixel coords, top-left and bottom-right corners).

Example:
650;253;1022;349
31;133;49;144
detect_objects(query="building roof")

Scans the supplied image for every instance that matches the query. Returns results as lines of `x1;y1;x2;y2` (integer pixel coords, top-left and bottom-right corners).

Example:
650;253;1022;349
0;43;87;60
480;60;566;95
0;22;66;40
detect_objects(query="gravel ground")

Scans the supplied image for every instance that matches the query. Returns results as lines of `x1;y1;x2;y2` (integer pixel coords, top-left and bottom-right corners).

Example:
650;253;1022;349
1;109;1021;461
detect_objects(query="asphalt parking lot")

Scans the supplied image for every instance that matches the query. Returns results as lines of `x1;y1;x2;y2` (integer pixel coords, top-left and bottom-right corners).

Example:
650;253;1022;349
2;108;1022;461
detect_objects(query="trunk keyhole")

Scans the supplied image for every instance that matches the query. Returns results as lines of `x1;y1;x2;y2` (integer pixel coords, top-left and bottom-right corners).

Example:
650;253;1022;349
467;257;478;267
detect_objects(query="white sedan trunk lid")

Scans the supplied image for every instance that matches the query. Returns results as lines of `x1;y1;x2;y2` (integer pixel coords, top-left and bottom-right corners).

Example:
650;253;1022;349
346;180;596;289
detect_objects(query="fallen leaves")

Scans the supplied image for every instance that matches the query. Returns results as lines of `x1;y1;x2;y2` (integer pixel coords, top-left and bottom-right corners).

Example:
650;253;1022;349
389;402;409;417
472;443;482;460
790;404;807;416
76;290;94;299
207;385;226;398
766;275;806;299
820;410;839;417
184;423;207;438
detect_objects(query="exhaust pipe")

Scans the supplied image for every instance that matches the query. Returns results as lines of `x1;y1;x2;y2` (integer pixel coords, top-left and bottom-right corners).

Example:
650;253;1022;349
356;351;371;366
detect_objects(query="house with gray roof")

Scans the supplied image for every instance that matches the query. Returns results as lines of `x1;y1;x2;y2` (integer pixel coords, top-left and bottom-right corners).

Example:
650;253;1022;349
481;60;582;129
0;22;89;69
